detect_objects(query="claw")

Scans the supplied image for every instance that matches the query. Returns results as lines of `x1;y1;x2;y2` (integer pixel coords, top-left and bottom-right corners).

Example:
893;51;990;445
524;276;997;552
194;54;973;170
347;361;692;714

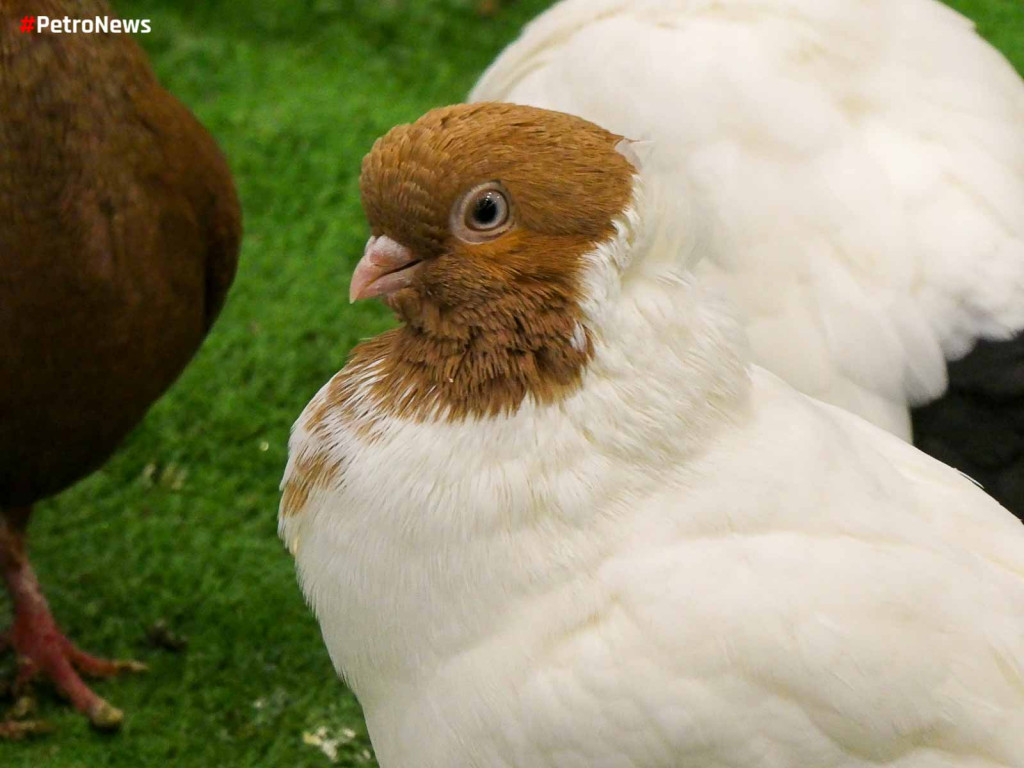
86;699;124;732
65;645;148;679
2;508;147;733
7;694;37;719
7;643;146;732
0;718;53;740
0;695;51;740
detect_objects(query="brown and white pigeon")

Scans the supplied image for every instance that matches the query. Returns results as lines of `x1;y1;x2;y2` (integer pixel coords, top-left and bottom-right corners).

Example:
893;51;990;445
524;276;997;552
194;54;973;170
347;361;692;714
280;103;1024;768
471;0;1024;517
0;0;241;735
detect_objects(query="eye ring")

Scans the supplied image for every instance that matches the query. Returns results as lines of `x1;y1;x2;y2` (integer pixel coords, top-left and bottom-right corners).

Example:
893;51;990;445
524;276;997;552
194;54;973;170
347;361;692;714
451;181;514;244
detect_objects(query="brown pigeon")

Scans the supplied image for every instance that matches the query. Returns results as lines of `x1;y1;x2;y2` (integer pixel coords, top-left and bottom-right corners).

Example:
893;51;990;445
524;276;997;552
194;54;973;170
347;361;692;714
0;0;242;734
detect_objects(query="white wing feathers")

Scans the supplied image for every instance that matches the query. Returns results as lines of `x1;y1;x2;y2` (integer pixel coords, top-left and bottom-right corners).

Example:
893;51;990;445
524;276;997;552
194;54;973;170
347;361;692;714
471;0;1024;438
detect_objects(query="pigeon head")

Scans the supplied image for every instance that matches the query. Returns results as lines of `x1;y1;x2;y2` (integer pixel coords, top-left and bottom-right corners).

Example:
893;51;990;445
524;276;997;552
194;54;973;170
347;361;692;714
354;103;636;313
348;103;641;419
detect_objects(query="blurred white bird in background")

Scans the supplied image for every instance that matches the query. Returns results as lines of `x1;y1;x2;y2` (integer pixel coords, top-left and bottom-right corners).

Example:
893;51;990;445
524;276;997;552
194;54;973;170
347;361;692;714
280;103;1024;768
471;0;1024;516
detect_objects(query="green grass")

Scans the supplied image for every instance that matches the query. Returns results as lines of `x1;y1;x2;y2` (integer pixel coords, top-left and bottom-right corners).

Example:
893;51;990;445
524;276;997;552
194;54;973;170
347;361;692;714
2;0;1022;765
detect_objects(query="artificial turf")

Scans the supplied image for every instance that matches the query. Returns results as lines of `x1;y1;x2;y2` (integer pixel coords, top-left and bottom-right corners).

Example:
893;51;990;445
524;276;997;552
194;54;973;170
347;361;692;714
1;0;1022;765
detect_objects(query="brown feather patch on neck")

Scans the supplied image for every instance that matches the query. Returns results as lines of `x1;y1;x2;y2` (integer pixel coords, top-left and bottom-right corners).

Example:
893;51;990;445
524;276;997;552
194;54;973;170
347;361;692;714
354;293;591;422
351;103;634;421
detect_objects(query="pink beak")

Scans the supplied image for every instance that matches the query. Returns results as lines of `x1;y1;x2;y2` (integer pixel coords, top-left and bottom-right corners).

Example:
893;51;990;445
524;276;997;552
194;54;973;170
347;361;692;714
348;235;423;303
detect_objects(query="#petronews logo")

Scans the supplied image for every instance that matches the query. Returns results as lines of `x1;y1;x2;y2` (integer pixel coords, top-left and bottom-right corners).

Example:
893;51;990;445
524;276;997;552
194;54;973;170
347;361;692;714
19;14;152;34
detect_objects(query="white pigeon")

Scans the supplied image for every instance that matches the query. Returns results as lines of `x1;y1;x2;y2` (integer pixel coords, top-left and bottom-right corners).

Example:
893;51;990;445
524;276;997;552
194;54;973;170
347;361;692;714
280;103;1024;768
471;0;1024;502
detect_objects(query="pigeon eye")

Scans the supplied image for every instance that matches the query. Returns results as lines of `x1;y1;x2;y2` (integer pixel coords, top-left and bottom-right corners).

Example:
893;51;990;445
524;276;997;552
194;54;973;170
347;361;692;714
452;182;513;243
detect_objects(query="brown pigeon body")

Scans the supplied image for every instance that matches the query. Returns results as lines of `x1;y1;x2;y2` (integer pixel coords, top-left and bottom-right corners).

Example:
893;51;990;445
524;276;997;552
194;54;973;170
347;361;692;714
0;0;241;734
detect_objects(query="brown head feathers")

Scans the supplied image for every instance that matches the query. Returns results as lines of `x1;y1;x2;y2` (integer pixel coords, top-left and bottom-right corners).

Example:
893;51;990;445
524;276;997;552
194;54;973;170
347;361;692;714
345;103;636;421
